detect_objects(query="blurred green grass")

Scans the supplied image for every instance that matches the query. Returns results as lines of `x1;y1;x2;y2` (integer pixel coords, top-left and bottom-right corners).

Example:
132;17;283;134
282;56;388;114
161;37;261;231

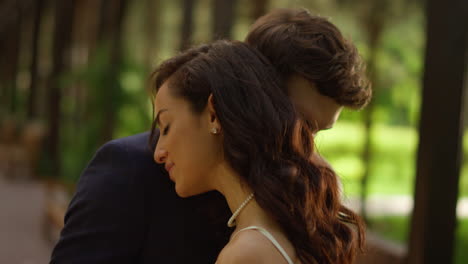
315;121;468;197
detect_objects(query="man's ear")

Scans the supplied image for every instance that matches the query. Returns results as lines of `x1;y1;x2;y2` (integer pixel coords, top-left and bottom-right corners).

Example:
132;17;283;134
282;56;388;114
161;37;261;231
207;94;221;131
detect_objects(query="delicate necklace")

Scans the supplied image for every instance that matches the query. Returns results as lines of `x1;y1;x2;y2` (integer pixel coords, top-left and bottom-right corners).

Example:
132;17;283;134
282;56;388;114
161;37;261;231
227;193;255;227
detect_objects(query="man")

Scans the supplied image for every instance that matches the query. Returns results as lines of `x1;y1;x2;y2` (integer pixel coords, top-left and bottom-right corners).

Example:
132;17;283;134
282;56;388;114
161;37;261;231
246;9;371;133
50;8;370;264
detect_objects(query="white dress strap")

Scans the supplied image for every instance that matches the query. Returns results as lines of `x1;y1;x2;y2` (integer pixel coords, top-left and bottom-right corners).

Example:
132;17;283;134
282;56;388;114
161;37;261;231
231;226;295;264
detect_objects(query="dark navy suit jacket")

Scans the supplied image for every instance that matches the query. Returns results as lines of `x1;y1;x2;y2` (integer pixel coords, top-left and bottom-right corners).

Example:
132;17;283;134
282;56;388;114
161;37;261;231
50;132;231;264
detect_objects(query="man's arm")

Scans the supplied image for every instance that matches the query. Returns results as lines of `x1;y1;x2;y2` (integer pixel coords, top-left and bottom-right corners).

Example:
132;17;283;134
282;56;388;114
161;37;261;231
50;139;146;264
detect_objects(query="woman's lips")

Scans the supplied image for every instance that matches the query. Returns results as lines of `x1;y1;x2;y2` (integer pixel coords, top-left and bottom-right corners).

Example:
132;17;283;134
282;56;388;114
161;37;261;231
165;163;174;172
165;163;175;179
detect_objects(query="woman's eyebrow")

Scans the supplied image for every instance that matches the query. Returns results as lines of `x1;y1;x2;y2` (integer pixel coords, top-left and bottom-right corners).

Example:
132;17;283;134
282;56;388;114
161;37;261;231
155;109;168;126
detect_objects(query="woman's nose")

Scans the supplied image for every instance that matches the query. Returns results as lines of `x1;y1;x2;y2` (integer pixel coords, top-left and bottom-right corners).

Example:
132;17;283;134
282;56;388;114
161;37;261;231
154;148;168;164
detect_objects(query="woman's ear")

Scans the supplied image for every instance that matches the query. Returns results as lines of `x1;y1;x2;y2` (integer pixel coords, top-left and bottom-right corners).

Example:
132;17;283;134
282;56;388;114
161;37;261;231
207;94;221;132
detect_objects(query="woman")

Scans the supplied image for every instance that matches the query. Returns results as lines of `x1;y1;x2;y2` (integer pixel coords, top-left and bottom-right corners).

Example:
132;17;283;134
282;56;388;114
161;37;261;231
151;40;364;264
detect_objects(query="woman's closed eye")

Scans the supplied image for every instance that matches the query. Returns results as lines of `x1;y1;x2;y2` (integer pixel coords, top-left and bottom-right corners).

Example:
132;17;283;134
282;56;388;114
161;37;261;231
162;125;170;135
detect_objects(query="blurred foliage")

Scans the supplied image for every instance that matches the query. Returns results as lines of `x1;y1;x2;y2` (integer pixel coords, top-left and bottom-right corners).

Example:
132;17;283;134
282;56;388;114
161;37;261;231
316;121;468;197
3;0;466;197
56;44;152;183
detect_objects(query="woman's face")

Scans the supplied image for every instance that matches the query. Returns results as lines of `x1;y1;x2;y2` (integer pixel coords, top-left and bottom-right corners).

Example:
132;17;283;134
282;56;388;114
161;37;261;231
153;80;223;197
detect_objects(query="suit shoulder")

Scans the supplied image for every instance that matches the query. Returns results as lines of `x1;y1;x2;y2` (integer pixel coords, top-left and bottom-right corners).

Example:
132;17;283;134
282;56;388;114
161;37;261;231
103;131;153;156
81;131;166;190
97;132;161;169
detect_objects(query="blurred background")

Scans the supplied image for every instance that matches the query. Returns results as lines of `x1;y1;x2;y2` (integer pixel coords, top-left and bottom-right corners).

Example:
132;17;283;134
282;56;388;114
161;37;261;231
0;0;466;263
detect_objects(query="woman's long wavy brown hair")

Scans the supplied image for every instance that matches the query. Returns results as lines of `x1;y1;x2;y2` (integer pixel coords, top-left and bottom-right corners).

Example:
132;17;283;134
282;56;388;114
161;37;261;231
150;40;364;264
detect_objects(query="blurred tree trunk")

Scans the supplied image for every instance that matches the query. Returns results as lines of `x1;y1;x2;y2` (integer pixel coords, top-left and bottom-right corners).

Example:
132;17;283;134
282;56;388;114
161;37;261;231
358;0;388;222
98;0;128;144
144;0;160;68
47;0;75;176
465;85;468;128
81;0;101;56
250;0;268;21
212;0;237;40
27;0;45;119
70;0;100;126
0;0;22;115
406;0;467;263
180;0;195;50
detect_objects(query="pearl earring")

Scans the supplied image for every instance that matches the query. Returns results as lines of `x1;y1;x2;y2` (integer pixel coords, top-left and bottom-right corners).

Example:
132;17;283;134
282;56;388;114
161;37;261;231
210;128;219;134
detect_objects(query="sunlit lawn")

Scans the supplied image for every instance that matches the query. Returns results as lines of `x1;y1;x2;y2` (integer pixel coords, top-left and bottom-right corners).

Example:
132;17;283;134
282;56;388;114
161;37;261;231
315;121;468;197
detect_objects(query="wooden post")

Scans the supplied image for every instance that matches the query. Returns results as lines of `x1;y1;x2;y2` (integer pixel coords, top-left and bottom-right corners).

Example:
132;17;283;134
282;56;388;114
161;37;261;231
96;0;128;144
47;0;75;176
212;0;237;40
0;1;22;115
27;0;45;119
406;0;467;263
250;0;268;21
180;0;195;50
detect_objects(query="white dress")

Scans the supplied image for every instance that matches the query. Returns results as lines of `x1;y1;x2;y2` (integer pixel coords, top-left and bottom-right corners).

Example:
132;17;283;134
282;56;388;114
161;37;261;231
217;225;295;264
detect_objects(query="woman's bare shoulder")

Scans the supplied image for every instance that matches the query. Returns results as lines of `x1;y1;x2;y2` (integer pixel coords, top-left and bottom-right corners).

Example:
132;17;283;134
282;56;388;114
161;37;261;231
216;229;289;264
